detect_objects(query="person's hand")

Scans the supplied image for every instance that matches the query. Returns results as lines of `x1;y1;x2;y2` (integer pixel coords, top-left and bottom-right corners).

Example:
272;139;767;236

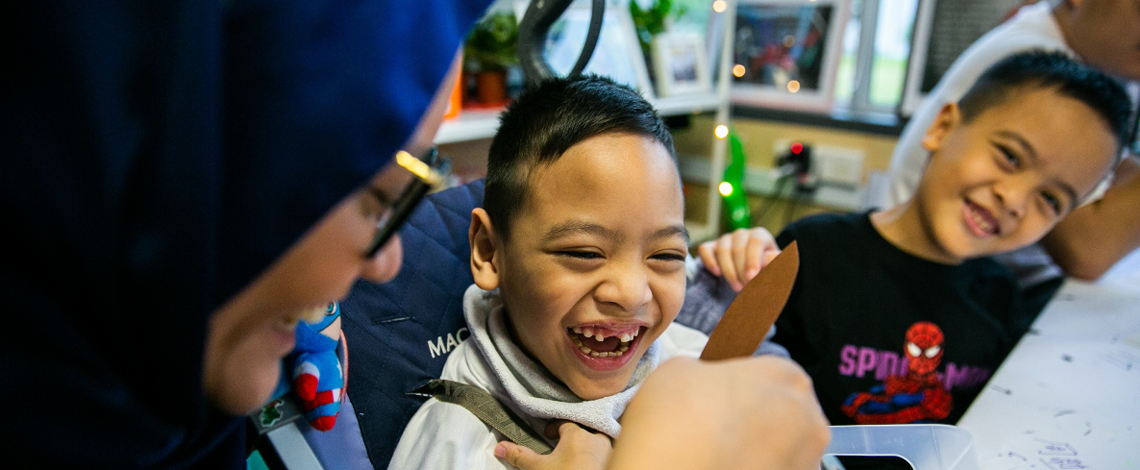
697;227;781;291
494;421;612;470
609;356;830;470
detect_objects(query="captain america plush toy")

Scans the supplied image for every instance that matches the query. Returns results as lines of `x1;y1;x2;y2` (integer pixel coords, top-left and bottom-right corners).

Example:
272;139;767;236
289;302;346;431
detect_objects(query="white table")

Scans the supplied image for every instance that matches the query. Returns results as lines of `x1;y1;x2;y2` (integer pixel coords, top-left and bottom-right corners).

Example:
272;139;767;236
957;249;1140;470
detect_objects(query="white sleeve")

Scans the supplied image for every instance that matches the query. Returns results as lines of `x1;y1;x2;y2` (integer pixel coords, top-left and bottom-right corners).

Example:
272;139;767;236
387;398;511;470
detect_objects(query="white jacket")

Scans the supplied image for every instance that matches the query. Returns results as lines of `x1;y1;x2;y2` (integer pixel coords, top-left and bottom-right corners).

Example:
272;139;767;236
387;285;708;470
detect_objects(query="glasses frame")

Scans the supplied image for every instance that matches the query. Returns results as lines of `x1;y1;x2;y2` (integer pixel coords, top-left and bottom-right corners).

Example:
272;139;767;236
364;147;451;258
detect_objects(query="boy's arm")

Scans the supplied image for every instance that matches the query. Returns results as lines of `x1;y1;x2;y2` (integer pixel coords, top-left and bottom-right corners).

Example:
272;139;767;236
1042;156;1140;280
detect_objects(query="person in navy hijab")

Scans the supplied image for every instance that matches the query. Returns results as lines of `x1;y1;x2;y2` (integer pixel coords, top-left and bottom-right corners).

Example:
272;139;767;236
1;2;833;469
1;1;491;467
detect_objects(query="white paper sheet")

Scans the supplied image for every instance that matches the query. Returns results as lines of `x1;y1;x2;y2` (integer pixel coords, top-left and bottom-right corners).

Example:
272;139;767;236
957;257;1140;470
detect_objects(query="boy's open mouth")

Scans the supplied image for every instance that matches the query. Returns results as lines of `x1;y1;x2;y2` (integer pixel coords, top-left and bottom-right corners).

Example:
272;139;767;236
963;199;1000;237
566;325;647;371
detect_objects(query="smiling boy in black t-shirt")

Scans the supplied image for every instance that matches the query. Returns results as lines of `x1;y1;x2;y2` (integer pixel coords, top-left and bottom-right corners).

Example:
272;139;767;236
771;51;1133;425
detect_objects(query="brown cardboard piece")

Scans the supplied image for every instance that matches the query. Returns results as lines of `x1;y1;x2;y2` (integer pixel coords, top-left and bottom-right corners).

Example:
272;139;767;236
700;241;799;361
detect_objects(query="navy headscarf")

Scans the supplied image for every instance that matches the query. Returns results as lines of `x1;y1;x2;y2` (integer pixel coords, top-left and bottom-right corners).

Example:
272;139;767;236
0;0;492;467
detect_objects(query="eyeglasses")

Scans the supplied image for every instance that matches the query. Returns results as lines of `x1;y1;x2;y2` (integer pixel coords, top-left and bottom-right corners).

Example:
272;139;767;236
364;148;450;258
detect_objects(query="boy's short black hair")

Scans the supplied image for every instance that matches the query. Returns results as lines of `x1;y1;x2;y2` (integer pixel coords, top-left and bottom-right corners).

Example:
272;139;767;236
484;75;675;239
959;50;1132;151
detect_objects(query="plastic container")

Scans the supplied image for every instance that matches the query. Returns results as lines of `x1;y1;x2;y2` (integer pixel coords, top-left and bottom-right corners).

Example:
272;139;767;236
823;424;980;470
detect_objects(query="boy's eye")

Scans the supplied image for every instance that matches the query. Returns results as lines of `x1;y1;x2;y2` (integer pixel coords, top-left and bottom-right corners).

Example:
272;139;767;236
557;251;604;260
997;145;1020;168
362;187;395;221
1040;191;1063;215
649;252;686;263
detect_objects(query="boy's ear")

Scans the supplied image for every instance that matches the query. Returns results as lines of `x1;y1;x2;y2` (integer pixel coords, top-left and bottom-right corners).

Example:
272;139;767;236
922;102;962;153
469;208;502;290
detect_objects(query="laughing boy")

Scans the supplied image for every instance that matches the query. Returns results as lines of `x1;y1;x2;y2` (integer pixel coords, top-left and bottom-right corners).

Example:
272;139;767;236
387;75;710;469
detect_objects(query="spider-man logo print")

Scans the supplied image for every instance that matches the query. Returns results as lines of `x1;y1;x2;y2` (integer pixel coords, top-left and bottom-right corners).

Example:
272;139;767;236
841;321;953;424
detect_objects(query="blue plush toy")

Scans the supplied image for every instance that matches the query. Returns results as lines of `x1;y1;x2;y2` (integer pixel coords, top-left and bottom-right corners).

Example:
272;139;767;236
261;302;345;431
282;302;345;431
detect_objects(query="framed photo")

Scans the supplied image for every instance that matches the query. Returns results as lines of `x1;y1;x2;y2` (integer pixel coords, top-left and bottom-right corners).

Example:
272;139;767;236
730;0;851;113
705;3;726;80
652;32;712;97
541;6;656;97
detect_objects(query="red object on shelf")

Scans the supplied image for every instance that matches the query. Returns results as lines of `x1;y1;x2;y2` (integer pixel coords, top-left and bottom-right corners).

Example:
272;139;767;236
461;100;509;112
444;67;464;119
474;70;508;106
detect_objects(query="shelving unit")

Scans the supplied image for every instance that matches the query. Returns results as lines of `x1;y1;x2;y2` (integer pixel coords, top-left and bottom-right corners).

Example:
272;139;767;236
435;93;726;144
433;0;738;245
434;108;504;145
695;0;739;245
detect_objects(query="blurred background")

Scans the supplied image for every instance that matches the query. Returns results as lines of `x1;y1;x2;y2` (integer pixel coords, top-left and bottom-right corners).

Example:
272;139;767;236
436;0;1139;245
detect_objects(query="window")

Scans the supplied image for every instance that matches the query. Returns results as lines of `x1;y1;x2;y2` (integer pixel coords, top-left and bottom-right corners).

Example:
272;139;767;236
833;0;919;115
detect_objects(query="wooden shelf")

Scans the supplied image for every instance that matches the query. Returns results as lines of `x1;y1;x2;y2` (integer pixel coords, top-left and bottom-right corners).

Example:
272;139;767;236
652;93;722;117
435;108;505;145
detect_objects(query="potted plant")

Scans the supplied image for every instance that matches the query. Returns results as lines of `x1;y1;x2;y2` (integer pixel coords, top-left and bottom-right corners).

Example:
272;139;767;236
630;0;673;54
464;11;519;106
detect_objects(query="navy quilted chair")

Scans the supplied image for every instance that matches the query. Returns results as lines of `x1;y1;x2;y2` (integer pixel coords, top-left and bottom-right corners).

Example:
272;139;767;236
339;179;484;468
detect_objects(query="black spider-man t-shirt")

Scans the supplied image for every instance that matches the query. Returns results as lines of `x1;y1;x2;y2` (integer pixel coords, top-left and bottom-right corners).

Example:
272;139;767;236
772;211;1037;425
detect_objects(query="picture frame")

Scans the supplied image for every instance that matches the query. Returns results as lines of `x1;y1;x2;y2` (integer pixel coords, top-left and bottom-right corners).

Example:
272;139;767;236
652;31;713;97
730;0;851;113
541;5;656;97
705;4;726;81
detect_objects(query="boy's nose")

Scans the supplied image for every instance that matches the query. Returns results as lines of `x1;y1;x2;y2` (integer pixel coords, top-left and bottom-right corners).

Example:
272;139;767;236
593;264;653;314
993;182;1028;220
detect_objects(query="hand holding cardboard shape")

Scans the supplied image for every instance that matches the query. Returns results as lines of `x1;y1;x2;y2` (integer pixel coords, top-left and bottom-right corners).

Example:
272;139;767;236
701;241;799;361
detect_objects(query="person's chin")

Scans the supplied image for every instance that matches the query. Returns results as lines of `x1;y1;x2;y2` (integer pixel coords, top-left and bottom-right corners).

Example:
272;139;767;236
938;241;977;263
941;222;1006;260
565;373;631;401
219;326;295;414
211;359;283;415
927;215;981;261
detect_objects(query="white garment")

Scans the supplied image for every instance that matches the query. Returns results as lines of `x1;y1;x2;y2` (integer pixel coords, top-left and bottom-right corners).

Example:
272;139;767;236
387;285;708;470
879;1;1074;210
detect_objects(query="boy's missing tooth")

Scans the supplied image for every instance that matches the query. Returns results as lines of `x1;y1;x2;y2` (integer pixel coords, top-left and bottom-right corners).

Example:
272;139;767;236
388;75;710;470
771;51;1133;427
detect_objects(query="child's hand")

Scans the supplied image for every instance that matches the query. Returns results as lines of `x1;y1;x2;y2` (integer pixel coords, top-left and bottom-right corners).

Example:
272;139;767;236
494;421;611;470
697;227;781;292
